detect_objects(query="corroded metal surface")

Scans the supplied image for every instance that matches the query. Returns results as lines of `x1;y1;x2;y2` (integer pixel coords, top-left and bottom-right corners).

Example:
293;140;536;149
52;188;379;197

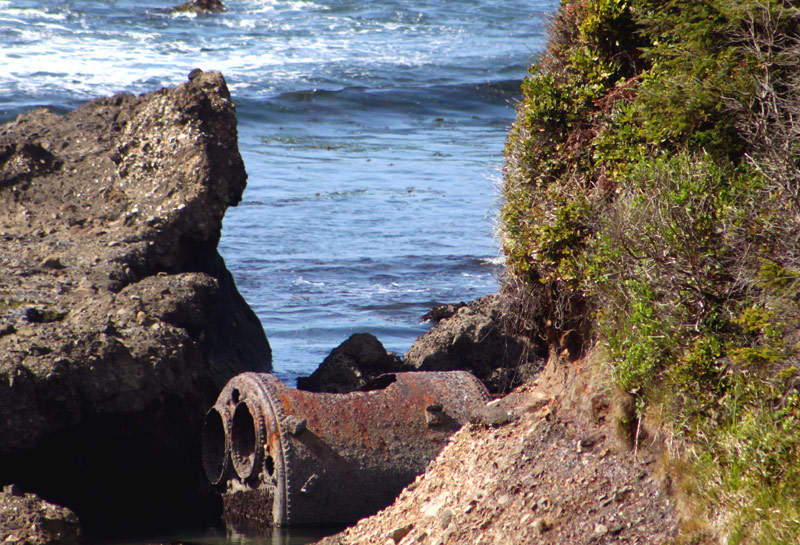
202;371;489;527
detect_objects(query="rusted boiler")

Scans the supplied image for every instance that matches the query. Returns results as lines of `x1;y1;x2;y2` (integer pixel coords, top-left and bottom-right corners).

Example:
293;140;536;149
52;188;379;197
202;371;488;528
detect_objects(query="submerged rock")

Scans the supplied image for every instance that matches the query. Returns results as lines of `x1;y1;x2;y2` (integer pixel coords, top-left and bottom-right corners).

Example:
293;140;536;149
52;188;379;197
0;71;270;535
173;0;226;14
405;294;543;393
296;333;410;393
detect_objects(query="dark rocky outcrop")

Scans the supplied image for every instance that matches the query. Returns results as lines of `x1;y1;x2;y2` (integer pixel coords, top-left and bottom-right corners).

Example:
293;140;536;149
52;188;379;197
0;486;82;545
405;294;543;394
296;333;410;393
173;0;226;14
421;302;468;323
0;71;270;536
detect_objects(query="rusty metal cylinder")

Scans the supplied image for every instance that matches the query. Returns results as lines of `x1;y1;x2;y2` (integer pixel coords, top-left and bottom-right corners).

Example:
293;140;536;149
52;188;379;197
201;371;488;527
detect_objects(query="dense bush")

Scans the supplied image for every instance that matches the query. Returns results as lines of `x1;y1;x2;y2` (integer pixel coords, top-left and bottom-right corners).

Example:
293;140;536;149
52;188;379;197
501;0;800;542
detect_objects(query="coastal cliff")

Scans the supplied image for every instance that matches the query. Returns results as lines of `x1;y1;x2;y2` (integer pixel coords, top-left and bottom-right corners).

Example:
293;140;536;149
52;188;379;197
0;70;270;535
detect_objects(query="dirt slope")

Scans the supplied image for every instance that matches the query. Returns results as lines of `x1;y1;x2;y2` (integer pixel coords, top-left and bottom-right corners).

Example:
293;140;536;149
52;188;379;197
316;354;680;545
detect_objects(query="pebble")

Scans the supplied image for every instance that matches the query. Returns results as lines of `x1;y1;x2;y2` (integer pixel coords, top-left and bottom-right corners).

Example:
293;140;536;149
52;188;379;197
387;523;413;543
439;508;453;529
3;484;22;497
534;517;552;534
39;255;64;269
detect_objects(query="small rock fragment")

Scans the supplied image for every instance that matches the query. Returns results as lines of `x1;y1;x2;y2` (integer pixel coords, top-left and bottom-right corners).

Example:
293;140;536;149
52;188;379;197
3;483;23;496
439;508;453;529
576;437;596;453
284;416;307;436
39;255;64;269
426;404;444;426
471;404;519;427
24;307;66;323
387;523;413;543
533;516;552;534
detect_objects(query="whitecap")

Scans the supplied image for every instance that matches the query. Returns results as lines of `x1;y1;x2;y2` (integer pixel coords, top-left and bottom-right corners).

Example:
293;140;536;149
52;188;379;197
243;0;328;14
479;256;506;266
1;7;68;21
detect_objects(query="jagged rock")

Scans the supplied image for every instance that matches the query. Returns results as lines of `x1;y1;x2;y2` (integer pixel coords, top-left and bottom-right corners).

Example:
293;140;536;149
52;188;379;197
173;0;226;14
296;333;410;393
0;71;270;535
421;302;467;323
387;523;413;543
405;294;543;393
0;488;81;545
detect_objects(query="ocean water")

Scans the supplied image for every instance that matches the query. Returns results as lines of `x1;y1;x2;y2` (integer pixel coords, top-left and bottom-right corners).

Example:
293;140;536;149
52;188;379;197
0;0;555;386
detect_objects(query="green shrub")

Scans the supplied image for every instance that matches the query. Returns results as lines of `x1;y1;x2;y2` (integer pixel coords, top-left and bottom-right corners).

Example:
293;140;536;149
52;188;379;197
501;0;800;541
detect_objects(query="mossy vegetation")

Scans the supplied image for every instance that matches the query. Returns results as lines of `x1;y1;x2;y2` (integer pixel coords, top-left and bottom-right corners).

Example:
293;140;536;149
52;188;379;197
502;0;800;542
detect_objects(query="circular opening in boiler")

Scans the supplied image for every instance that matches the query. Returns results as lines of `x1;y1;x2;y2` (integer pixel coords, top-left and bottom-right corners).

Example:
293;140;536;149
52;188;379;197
201;408;228;485
231;402;259;479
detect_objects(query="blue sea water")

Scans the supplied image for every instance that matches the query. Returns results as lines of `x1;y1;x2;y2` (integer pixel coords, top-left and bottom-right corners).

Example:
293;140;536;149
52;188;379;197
0;0;555;386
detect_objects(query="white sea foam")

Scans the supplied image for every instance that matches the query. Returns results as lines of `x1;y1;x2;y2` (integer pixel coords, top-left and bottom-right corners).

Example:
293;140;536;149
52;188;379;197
0;7;68;21
243;0;327;14
168;10;198;19
480;256;506;266
0;0;467;102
